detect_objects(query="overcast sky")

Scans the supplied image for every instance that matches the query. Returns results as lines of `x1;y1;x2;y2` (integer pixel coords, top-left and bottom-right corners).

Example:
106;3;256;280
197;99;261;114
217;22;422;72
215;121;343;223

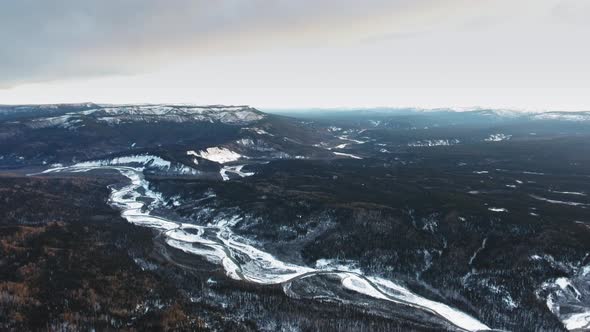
0;0;589;110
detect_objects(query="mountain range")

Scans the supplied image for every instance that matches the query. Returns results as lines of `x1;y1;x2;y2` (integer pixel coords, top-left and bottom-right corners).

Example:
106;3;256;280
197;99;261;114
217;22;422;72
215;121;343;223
1;104;590;331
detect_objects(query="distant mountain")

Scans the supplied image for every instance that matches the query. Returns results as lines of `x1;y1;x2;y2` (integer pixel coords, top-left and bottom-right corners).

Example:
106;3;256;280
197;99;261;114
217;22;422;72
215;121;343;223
271;107;590;122
0;104;265;125
0;104;338;178
0;103;98;120
2;103;589;174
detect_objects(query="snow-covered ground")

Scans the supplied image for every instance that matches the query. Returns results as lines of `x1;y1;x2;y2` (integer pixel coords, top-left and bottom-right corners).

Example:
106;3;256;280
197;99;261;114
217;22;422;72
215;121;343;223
367;277;490;331
485;133;512;142
26;114;81;129
532;112;590;122
337;135;367;144
562;311;590;330
469;238;488;265
190;147;243;164
74;154;200;175
38;163;491;332
332;151;362;159
408;139;460;147
540;271;590;330
186;150;200;165
243;127;274;136
219;165;255;181
530;194;588;207
549;190;586;196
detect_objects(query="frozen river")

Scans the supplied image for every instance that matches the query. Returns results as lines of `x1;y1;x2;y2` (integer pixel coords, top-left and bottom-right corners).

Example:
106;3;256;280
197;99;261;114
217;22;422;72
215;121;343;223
41;164;490;332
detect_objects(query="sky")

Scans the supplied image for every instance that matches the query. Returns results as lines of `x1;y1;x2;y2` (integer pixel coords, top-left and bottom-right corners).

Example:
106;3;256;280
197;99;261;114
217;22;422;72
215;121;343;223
0;0;589;111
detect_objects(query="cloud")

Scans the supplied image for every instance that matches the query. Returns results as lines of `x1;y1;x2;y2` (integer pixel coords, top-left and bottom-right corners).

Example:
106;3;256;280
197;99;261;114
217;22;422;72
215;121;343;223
551;0;590;24
0;0;522;87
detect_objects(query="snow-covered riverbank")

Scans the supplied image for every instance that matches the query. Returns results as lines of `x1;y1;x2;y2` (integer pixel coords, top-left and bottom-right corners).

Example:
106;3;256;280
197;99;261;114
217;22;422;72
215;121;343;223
39;164;491;331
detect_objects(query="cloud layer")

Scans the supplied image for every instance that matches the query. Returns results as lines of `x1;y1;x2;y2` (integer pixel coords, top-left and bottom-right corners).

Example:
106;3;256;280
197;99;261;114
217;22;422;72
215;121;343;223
1;0;529;86
0;0;588;110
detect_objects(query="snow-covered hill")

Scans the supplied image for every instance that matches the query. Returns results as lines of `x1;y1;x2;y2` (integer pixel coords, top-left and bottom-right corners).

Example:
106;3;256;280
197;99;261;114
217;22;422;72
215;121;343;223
16;104;265;128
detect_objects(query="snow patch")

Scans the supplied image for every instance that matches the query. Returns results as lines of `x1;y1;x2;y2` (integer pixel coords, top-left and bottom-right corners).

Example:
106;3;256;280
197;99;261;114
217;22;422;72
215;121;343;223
408;139;460;147
74;154;199;175
549;190;586;197
193;147;242;164
530;194;587;207
469;238;488;265
333;152;362;159
485;133;512;142
563;311;590;330
219;165;255;181
315;259;362;274
245;127;274;136
533;112;590;122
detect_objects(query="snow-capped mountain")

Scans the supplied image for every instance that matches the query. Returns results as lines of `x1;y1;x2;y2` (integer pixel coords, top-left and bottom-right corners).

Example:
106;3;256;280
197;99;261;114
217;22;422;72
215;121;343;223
85;104;265;125
531;112;590;122
14;104;266;128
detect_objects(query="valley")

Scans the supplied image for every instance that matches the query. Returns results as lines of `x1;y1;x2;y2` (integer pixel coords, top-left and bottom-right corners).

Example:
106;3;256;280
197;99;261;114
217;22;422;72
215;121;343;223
2;104;590;331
